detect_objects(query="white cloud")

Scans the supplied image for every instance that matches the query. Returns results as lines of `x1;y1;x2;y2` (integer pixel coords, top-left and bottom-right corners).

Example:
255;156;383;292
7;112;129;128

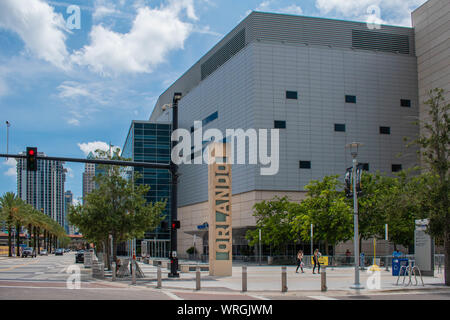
77;141;120;157
0;0;69;69
65;167;74;178
314;0;427;27
245;1;303;19
71;0;198;76
4;158;17;177
67;118;80;126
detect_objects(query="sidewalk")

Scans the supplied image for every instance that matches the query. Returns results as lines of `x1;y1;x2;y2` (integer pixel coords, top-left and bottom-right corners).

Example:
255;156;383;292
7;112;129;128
99;261;448;295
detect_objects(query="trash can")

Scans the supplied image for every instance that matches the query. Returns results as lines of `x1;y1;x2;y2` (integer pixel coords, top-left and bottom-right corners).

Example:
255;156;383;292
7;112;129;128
392;258;409;276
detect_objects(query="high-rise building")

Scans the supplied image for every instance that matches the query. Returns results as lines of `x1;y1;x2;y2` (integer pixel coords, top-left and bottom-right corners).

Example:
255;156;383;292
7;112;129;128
82;152;96;204
17;152;66;227
122;121;172;257
64;191;73;234
149;12;421;256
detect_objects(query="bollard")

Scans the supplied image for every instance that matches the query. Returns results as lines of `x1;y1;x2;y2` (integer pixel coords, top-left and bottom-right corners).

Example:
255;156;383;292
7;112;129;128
281;266;288;293
131;259;136;285
242;266;247;292
321;267;327;292
196;266;201;291
112;262;116;281
156;265;162;289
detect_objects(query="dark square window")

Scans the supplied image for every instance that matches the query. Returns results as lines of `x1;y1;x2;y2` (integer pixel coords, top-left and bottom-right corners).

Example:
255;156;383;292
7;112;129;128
380;126;391;134
392;164;402;172
345;95;356;103
400;99;411;107
286;91;298;100
274;120;286;129
299;161;311;169
334;124;346;132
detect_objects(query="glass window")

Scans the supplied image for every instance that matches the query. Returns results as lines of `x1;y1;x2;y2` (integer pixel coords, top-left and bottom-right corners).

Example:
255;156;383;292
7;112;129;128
274;120;286;129
299;161;311;169
380;126;391;134
286;91;298;100
345;95;356;103
392;164;402;172
400;99;411;107
334;124;346;132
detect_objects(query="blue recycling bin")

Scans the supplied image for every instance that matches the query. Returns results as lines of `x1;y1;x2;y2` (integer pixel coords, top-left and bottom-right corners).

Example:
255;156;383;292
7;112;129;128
392;258;409;276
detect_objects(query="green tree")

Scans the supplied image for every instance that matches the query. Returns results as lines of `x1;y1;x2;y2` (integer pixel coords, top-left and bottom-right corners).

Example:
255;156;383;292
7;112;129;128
291;175;353;255
68;148;166;268
0;192;21;256
245;196;297;255
406;88;449;285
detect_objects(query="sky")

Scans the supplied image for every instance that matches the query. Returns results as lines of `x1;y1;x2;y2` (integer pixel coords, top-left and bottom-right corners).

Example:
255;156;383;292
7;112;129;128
0;0;427;203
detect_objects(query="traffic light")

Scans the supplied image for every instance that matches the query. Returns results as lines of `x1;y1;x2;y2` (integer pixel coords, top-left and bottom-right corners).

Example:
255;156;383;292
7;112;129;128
171;220;180;230
26;147;37;171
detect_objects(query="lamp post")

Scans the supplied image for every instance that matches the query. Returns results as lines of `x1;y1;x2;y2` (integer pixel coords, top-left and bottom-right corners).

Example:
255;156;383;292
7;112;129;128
167;92;182;278
346;142;364;290
5;121;10;160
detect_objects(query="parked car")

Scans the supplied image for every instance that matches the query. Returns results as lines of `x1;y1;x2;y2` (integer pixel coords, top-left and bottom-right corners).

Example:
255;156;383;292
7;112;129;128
64;248;70;253
75;250;84;263
40;249;48;256
55;248;64;256
22;247;36;258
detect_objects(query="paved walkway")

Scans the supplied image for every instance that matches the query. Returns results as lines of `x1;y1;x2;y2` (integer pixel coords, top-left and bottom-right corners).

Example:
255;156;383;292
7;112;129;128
106;260;448;295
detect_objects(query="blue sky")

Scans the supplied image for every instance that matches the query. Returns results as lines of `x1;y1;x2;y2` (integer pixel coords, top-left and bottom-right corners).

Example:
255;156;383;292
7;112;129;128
0;0;426;203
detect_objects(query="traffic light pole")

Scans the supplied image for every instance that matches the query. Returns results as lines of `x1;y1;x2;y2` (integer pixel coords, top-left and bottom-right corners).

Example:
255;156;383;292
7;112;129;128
169;93;182;278
0;154;171;170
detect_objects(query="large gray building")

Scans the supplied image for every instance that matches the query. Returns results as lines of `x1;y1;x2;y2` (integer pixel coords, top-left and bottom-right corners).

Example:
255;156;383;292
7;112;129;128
150;12;421;256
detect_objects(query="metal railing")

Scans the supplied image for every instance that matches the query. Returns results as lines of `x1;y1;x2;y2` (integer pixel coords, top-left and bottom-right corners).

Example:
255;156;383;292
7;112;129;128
396;260;424;287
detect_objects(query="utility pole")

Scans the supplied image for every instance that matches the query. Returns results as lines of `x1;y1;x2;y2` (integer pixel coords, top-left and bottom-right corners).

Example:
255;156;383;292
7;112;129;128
347;142;364;290
169;92;182;278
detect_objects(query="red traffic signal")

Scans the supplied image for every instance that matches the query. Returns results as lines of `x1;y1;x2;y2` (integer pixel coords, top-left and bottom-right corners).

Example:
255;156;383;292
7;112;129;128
171;220;180;230
26;147;37;171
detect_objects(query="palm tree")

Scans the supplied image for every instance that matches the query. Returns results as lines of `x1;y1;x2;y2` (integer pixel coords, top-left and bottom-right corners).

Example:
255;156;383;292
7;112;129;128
0;192;21;257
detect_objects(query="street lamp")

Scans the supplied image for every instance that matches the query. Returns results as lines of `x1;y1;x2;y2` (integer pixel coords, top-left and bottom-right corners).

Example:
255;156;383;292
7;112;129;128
346;142;364;290
5;121;10;159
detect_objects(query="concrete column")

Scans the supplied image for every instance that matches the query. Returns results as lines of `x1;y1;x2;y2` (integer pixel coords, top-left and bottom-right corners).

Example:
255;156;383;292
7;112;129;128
242;266;247;292
111;262;116;281
281;266;287;292
156;265;162;289
321;267;327;292
196;266;201;291
131;260;136;285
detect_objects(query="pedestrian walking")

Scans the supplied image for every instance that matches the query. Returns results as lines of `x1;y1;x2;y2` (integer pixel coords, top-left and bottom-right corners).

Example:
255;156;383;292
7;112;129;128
345;249;351;265
313;249;321;274
295;250;304;273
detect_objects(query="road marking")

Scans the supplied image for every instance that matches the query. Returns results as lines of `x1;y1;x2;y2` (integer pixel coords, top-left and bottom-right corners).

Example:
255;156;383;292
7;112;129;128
162;290;183;300
0;260;39;272
308;296;339;300
248;294;270;300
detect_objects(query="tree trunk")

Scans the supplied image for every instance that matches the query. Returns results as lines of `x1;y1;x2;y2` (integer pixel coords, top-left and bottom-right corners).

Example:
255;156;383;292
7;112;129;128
445;231;450;286
16;224;20;257
112;235;117;264
325;240;329;255
37;228;40;254
28;224;32;247
105;236;111;270
33;227;36;253
8;226;12;257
